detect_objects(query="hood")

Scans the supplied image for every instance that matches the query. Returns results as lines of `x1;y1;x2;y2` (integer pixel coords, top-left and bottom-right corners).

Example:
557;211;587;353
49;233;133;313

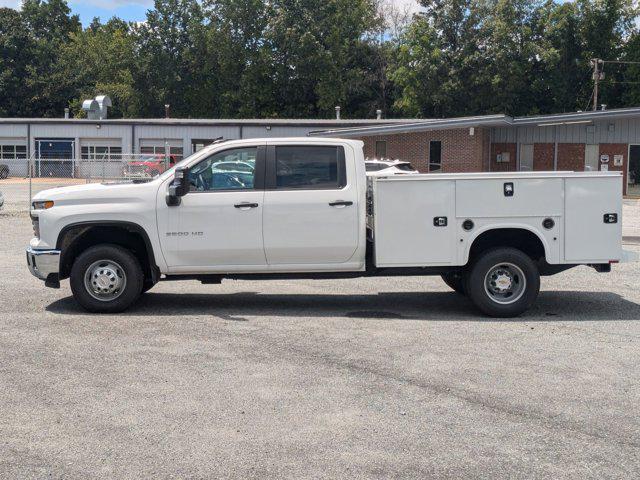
32;180;159;206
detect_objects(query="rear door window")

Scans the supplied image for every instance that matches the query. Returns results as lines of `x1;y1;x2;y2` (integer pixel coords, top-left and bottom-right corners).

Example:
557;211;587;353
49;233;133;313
273;146;346;189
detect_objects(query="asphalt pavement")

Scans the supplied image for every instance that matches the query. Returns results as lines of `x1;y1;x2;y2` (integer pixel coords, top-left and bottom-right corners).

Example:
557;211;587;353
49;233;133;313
1;212;639;479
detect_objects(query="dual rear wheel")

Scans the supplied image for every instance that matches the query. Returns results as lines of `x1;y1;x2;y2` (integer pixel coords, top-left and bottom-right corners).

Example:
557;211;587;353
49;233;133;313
442;247;540;317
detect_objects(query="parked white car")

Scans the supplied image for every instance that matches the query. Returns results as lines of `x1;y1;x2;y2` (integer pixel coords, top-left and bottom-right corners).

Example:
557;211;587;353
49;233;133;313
365;159;419;176
27;138;635;317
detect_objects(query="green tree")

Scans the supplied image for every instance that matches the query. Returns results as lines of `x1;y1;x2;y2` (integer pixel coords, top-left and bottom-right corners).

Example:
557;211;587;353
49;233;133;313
202;0;273;117
134;0;209;117
265;0;382;118
21;0;81;117
390;0;489;117
58;18;138;118
0;8;33;116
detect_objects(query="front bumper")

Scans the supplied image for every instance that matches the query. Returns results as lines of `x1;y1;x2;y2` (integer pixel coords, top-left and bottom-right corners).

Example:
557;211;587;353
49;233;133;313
26;246;61;284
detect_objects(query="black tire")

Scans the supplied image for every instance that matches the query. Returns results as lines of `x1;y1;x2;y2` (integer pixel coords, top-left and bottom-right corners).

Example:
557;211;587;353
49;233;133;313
466;247;540;318
70;244;144;313
0;166;8;179
441;272;466;295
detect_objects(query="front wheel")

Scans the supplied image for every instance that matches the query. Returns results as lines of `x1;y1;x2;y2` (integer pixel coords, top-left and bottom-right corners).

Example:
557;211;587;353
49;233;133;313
466;248;540;318
70;244;144;313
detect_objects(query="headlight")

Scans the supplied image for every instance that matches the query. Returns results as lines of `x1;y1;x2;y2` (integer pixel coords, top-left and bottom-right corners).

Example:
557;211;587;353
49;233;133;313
32;200;54;210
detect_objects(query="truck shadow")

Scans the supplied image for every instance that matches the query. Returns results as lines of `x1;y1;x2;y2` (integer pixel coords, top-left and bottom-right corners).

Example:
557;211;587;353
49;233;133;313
46;290;640;322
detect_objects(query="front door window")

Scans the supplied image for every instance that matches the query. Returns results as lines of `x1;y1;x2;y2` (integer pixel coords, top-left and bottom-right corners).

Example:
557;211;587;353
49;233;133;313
189;147;257;191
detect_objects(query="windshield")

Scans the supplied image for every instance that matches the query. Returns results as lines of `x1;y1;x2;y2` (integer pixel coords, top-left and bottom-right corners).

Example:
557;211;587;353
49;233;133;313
365;163;387;172
396;163;415;172
157;145;221;181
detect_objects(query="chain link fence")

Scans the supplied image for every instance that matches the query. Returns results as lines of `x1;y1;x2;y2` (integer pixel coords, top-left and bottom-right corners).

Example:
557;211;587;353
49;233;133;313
0;154;175;214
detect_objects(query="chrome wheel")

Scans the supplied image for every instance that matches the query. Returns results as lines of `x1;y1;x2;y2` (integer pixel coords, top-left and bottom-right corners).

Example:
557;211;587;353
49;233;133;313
84;259;127;302
483;262;526;305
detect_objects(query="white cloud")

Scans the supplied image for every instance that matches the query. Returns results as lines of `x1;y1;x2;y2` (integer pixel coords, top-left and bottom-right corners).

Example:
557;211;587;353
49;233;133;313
70;0;153;9
0;0;20;8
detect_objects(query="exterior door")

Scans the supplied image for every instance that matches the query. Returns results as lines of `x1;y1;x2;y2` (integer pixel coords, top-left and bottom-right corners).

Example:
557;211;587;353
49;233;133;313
629;145;640;196
158;145;267;270
262;144;359;265
520;144;533;171
35;138;75;177
585;144;599;171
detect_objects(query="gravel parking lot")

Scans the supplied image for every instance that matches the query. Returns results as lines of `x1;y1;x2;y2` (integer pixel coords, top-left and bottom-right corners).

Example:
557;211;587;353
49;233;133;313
1;210;639;478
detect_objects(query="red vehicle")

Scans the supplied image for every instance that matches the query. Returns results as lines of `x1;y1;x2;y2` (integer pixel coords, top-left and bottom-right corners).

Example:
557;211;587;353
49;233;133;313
123;154;179;178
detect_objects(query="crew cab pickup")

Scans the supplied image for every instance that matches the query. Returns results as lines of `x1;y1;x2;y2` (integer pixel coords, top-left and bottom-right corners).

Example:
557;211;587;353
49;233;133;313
26;138;636;317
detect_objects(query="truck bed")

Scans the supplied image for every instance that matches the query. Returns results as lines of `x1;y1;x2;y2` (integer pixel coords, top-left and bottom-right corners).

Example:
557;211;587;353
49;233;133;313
369;171;623;268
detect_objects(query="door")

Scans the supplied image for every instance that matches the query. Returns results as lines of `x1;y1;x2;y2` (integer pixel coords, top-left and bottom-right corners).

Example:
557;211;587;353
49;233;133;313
35;139;74;177
585;144;599;171
159;145;266;270
520;144;533;171
262;144;359;265
629;145;640;196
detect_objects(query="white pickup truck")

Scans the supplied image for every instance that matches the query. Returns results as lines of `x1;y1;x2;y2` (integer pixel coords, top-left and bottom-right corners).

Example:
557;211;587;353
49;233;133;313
27;138;634;317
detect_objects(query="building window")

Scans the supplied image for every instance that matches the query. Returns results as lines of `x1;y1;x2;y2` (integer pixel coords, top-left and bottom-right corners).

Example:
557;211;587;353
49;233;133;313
375;141;387;159
81;145;122;160
140;141;184;162
0;144;26;160
429;141;442;172
192;139;220;153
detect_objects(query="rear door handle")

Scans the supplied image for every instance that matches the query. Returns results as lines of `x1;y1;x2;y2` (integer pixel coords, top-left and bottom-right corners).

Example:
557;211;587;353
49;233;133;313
234;202;259;209
329;201;353;207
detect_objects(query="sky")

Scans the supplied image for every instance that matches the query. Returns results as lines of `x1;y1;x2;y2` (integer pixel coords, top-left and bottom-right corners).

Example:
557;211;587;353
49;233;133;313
0;0;424;25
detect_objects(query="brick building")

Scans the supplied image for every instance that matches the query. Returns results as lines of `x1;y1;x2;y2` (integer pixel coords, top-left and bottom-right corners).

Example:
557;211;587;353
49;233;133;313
1;107;639;195
311;108;640;197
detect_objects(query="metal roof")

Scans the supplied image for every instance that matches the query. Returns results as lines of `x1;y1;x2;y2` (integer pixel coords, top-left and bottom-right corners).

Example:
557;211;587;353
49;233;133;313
308;107;640;137
0;117;422;127
309;114;513;137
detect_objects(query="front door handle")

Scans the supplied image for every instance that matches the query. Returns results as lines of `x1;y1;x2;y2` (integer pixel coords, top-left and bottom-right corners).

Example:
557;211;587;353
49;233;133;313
234;202;259;209
329;201;353;207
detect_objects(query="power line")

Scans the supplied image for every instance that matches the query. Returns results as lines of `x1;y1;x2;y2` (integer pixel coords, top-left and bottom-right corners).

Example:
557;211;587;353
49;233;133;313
603;80;640;85
602;60;640;65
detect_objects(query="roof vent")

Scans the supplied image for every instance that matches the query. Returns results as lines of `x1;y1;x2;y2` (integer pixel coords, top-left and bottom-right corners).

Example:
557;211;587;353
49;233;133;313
82;95;112;120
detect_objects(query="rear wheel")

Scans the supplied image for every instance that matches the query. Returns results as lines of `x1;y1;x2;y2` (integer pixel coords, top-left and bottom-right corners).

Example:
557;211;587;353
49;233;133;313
70;244;143;313
0;166;8;179
441;272;466;295
466;247;540;318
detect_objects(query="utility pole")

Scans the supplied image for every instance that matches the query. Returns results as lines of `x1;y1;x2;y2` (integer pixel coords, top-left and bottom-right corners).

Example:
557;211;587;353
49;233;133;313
590;58;604;111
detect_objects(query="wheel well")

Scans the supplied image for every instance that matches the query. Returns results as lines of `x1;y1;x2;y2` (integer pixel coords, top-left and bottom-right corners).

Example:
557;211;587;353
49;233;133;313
468;228;546;264
57;223;158;285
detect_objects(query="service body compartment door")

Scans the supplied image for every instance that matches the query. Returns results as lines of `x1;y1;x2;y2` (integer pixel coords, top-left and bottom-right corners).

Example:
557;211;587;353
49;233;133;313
374;179;455;266
456;178;563;218
565;176;622;262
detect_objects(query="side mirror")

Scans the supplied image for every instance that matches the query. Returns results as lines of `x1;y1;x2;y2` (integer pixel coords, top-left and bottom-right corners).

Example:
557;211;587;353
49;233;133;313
166;166;190;206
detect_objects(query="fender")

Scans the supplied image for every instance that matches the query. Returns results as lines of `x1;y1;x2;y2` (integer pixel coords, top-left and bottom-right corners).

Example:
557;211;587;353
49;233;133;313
462;223;553;265
56;220;160;283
